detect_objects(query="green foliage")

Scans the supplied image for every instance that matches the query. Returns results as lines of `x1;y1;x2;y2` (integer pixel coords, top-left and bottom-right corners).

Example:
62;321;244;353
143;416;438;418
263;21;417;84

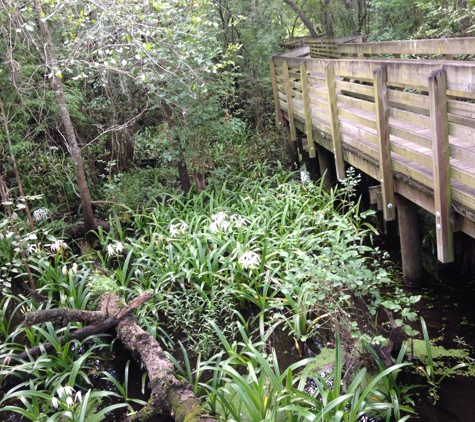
194;325;414;421
415;317;471;403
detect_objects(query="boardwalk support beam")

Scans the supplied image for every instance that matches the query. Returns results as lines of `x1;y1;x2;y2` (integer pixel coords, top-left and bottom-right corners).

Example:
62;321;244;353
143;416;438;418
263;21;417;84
397;196;422;287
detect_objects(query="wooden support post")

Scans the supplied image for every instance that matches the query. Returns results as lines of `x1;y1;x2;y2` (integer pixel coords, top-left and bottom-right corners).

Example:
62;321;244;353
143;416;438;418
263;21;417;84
325;63;345;180
397;198;422;287
300;61;316;158
429;69;454;263
373;65;396;221
270;59;283;128
316;144;336;189
282;60;297;144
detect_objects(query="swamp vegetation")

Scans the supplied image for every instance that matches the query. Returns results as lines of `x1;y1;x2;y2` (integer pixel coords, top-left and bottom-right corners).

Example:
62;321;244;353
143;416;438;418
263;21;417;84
1;0;475;421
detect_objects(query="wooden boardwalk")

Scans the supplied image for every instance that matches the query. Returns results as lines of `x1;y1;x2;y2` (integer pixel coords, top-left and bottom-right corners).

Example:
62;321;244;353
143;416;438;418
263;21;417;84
271;37;475;265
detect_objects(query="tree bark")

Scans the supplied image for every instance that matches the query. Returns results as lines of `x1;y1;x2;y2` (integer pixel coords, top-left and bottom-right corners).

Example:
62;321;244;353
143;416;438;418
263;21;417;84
4;292;153;365
323;0;334;37
100;295;217;422
283;0;319;38
33;0;95;234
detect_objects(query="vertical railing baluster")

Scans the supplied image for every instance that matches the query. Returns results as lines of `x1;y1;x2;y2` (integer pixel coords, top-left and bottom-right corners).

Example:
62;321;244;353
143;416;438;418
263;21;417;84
300;61;316;158
325;63;345;179
429;68;454;263
270;59;283;129
374;65;396;221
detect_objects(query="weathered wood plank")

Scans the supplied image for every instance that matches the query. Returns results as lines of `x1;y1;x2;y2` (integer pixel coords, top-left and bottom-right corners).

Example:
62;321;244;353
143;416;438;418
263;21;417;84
274;56;475;96
429;69;454;263
337;37;475;56
276;45;310;58
374;66;396;220
282;60;297;144
325;63;345;179
300;62;316;158
270;59;283;128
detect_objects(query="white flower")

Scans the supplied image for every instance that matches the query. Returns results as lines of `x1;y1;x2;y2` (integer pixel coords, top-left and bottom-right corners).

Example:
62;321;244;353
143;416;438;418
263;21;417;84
75;390;82;402
209;221;219;234
210;212;230;233
238;251;261;270
27;244;37;254
32;207;51;222
169;221;188;236
72;263;78;273
6;232;14;239
212;211;227;223
221;220;230;231
66;395;74;407
51;396;59;409
230;214;249;228
62;265;68;275
49;239;69;252
107;244;115;257
115;241;124;254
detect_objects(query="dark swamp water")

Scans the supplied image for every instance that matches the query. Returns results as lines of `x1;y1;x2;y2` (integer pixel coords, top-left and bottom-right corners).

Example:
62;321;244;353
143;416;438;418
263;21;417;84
373;218;475;422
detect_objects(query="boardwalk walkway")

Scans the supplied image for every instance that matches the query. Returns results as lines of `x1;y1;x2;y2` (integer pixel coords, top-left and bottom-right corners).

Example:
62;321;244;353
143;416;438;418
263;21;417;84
271;37;475;267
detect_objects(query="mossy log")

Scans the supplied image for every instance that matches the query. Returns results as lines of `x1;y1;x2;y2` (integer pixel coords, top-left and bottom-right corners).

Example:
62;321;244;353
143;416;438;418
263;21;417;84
98;294;217;422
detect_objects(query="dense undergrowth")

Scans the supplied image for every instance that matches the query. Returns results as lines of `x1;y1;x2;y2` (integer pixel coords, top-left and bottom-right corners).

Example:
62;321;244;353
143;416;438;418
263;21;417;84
0;151;431;421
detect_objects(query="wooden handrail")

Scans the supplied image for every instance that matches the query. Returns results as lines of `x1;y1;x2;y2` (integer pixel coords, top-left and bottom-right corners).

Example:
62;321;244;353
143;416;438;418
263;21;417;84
271;37;475;263
280;36;475;60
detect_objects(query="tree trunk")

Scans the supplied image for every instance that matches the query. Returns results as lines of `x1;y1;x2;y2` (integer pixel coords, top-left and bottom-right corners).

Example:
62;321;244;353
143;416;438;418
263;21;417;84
283;0;319;37
100;295;217;422
33;0;95;234
323;0;334;37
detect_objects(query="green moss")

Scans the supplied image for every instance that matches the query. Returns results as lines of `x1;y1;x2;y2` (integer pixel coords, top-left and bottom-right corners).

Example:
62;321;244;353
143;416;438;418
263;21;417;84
88;273;119;297
301;346;337;376
412;339;475;377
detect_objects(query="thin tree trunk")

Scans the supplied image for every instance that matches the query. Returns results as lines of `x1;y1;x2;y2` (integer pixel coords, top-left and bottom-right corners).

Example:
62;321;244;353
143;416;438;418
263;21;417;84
0;99;35;232
0;175;39;297
323;0;334;37
33;0;95;234
283;0;319;37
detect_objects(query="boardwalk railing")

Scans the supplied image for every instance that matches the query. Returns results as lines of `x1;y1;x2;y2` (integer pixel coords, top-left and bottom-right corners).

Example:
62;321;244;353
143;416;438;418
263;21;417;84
271;38;475;263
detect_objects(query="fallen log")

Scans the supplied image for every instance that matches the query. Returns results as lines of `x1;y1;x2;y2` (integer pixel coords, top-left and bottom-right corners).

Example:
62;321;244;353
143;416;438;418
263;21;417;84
99;294;217;422
6;291;217;422
3;291;152;365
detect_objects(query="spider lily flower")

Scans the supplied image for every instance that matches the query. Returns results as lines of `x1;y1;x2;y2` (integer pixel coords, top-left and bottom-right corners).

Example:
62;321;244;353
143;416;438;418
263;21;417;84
107;244;115;256
27;244;38;254
115;241;124;254
238;251;261;270
32;207;51;222
230;214;249;228
48;239;69;252
210;212;230;233
169;221;188;236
